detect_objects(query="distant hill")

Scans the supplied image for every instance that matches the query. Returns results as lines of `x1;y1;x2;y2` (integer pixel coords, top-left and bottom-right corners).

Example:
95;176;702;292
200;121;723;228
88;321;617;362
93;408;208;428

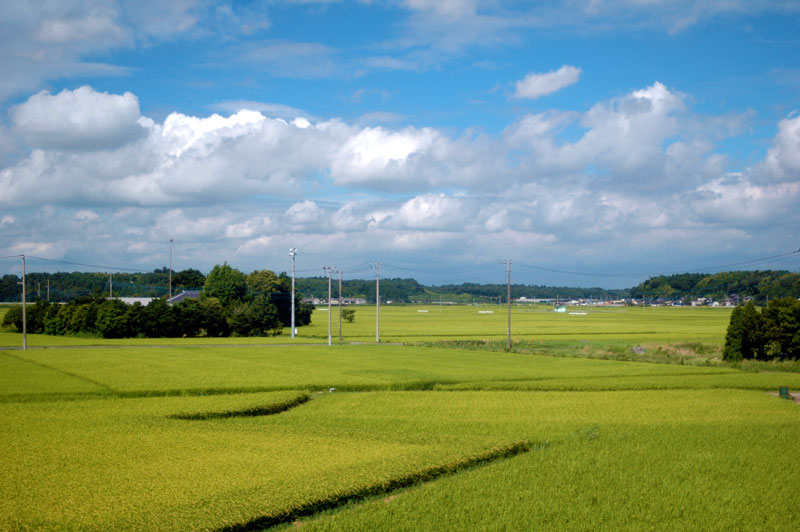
3;268;797;304
631;270;800;302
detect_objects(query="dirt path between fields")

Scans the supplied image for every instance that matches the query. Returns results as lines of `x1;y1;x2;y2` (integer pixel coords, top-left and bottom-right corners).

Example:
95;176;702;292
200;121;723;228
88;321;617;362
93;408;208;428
767;391;800;403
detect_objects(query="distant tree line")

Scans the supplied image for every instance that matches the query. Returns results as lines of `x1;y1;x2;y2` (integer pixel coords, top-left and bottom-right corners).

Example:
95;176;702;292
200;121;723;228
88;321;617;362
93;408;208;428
296;277;428;302
1;264;313;339
3;267;797;308
723;297;800;361
631;271;800;302
296;278;628;303
0;268;206;302
424;283;629;302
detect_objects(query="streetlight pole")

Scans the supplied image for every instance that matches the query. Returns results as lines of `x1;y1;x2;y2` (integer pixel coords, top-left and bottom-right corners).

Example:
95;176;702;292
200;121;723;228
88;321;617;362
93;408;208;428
169;238;173;299
323;266;333;346
21;255;26;351
498;259;512;349
372;262;382;343
289;248;297;339
337;268;343;342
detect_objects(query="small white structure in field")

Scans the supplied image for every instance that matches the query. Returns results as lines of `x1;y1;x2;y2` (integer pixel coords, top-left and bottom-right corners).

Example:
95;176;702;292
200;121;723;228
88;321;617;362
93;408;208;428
554;306;567;313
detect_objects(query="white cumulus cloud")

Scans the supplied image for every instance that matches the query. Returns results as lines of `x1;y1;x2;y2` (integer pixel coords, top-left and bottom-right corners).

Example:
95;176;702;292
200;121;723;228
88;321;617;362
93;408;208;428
12;86;148;150
512;65;582;100
763;115;800;181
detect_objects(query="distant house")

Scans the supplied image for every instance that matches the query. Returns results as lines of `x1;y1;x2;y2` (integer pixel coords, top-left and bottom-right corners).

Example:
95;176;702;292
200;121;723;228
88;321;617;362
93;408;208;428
168;290;201;305
303;297;367;305
116;297;157;306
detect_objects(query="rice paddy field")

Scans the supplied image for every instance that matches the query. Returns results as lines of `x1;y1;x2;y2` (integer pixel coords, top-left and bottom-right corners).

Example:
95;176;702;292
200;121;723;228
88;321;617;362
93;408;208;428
2;305;799;531
0;303;727;347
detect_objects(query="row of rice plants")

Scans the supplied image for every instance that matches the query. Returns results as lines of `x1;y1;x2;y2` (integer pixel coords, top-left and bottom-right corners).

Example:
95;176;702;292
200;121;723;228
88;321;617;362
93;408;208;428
288;391;800;531
7;389;796;531
4;344;754;398
439;371;800;391
0;350;110;400
1;391;548;531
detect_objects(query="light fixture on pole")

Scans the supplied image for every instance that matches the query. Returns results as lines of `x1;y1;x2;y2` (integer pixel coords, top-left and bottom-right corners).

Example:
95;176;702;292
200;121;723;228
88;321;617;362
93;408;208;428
289;248;297;339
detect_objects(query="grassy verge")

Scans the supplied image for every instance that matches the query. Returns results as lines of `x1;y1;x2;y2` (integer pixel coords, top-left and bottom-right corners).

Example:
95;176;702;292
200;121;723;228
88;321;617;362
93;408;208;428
416;338;800;373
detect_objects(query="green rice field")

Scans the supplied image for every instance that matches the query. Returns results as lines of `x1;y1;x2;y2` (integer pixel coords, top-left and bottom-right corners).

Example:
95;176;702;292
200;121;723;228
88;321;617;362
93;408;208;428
2;305;799;531
0;303;730;347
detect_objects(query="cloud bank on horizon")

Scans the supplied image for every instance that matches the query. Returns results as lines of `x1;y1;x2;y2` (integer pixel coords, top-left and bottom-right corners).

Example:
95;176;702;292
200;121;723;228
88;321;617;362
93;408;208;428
1;1;799;287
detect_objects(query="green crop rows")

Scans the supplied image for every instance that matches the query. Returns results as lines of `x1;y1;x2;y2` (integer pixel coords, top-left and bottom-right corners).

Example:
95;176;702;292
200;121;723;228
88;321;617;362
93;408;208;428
2;305;798;531
1;304;730;347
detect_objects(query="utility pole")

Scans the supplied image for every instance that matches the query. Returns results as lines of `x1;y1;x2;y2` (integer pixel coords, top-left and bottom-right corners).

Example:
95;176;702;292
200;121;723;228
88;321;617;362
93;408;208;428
169;238;174;299
323;266;333;346
337;269;343;342
109;272;113;298
289;248;297;338
21;255;26;350
498;259;512;349
47;279;50;302
372;261;382;343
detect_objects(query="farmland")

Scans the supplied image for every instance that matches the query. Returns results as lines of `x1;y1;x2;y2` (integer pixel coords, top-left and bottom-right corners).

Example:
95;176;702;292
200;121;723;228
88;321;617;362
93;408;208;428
1;305;799;531
1;303;729;347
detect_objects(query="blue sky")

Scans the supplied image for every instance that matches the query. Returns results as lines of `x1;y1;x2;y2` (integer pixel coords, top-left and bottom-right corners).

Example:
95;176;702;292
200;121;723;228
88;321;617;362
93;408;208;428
1;1;799;288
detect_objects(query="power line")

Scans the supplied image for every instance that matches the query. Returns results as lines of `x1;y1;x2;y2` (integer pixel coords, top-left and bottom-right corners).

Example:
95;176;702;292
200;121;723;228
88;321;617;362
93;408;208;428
19;255;143;272
516;248;800;279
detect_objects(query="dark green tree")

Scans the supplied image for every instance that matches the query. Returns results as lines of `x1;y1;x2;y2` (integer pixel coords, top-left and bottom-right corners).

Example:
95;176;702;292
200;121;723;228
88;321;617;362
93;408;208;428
203;263;247;307
173;269;206;290
141;299;178;337
723;302;766;361
200;297;229;336
247;269;282;296
95;299;131;338
762;297;800;359
229;295;281;336
1;305;23;331
174;299;205;337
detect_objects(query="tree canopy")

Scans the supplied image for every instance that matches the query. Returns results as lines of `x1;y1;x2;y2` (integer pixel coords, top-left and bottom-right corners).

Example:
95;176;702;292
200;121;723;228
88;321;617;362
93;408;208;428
723;297;800;361
203;263;247;307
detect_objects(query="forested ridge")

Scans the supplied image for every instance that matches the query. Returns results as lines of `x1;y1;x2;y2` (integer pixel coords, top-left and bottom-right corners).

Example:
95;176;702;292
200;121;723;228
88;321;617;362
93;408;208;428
631;270;800;302
2;269;798;304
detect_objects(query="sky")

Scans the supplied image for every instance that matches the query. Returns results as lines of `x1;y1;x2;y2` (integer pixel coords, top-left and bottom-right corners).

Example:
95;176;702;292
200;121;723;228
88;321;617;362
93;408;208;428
1;0;799;289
